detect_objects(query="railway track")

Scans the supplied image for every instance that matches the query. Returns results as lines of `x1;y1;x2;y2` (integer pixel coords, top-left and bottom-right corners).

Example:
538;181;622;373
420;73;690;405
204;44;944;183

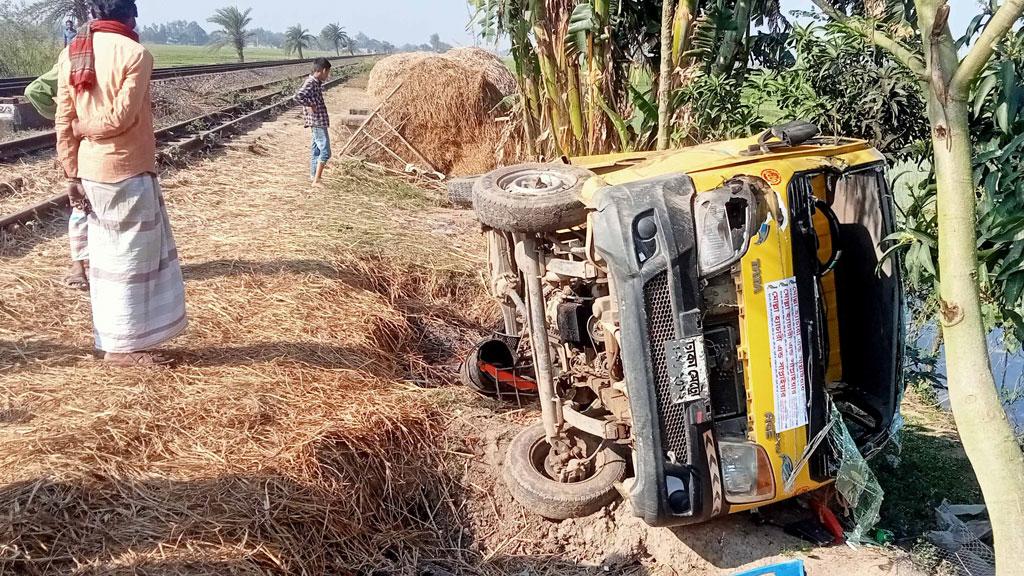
0;55;371;161
2;75;300;161
0;55;368;98
0;62;364;229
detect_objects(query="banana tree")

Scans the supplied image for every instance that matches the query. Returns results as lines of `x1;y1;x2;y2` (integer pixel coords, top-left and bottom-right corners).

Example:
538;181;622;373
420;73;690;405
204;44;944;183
471;0;786;155
472;0;661;156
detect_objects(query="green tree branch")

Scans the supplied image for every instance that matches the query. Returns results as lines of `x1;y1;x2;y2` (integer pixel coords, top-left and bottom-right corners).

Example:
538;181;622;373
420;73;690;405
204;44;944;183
950;0;1024;98
810;0;927;77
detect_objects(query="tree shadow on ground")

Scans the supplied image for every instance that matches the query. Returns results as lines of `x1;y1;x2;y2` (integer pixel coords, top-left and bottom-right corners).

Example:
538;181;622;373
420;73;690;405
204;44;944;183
873;422;981;538
180;259;346;281
167;342;385;371
0;339;390;374
0;338;93;369
0;466;651;575
669;504;811;570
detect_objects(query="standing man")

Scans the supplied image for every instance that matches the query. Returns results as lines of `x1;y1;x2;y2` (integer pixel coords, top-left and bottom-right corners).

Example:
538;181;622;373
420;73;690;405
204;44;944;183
24;63;90;290
63;19;78;46
55;0;187;366
293;58;332;185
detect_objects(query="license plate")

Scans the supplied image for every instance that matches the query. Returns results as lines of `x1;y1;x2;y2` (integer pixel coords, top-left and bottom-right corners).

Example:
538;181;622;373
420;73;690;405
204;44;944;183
666;335;709;404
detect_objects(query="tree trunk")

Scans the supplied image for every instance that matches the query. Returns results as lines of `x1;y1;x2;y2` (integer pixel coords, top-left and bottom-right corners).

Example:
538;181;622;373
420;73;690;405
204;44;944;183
657;0;675;150
918;3;1024;574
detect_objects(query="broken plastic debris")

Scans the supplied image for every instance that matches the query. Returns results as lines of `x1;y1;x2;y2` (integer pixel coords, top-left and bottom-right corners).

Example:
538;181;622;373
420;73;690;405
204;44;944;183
827;401;884;544
925;500;994;576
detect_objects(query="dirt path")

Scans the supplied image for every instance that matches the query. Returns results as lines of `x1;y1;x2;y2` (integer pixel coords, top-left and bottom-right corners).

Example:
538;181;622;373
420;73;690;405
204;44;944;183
0;76;927;575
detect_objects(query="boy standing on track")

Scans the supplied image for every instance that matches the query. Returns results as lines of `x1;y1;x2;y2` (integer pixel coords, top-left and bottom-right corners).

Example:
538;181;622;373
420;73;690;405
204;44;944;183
55;0;187;366
293;58;332;186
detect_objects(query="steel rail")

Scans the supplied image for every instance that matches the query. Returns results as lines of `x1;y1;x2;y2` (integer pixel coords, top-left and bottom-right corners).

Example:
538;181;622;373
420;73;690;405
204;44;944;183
0;56;370;162
0;69;356;229
0;54;370;97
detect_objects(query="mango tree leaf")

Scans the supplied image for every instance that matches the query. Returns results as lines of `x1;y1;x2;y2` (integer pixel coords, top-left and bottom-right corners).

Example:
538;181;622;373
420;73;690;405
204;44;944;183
1002;60;1019;130
920;244;937;277
975;72;998;118
1003;308;1024;343
1005;272;1024;307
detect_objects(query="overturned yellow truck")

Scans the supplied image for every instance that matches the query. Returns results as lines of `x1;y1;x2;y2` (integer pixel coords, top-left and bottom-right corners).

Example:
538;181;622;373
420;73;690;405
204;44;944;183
461;121;904;526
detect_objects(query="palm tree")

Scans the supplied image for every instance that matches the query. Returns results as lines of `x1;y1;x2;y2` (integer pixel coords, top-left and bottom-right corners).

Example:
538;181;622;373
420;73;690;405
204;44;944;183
284;24;316;59
207;6;254;63
320;23;351;57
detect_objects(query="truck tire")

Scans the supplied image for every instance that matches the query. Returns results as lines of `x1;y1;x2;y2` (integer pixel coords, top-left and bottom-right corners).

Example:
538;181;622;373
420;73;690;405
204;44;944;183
473;163;594;233
503;422;627;520
446;176;477;209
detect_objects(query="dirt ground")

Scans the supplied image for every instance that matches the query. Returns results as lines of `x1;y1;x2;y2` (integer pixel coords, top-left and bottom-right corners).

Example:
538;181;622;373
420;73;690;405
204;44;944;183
0;75;929;575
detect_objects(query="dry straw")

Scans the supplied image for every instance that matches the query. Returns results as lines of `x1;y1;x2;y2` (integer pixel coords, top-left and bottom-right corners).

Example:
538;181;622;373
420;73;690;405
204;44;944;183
0;87;499;573
356;50;524;177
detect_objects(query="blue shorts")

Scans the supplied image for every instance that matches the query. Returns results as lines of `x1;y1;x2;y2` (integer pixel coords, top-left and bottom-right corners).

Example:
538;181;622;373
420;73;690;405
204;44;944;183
311;127;331;177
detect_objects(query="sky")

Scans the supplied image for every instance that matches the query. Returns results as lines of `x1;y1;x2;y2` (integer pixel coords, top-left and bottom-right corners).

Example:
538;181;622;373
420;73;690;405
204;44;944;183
136;0;977;46
138;0;480;47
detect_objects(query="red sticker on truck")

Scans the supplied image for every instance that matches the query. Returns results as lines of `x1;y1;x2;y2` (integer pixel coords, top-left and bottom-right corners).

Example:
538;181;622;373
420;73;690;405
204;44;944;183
761;168;783;186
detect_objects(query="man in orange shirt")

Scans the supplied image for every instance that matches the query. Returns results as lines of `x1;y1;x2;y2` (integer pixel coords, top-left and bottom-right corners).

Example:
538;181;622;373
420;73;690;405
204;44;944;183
55;0;187;366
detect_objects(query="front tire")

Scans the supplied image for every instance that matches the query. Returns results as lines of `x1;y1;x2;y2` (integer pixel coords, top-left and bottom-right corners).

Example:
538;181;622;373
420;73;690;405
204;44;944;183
472;163;594;233
503;422;627;520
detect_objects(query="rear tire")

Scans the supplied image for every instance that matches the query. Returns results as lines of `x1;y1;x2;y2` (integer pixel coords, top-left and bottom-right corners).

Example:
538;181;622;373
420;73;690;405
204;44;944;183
473;163;593;233
446;176;477;209
503;422;627;520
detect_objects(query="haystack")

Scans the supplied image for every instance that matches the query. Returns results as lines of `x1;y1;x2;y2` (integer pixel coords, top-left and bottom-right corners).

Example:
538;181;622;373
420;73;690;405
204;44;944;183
444;47;518;96
352;50;523;177
366;52;430;101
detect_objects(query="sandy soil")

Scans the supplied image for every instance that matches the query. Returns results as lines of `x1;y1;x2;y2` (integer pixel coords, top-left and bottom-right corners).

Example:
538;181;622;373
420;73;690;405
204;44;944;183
0;75;929;575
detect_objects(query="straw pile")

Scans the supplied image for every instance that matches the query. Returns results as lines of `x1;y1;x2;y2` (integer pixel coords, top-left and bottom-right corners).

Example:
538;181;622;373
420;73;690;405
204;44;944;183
0;85;495;573
367;49;516;102
356;50;524;177
444;47;518;96
366;52;431;101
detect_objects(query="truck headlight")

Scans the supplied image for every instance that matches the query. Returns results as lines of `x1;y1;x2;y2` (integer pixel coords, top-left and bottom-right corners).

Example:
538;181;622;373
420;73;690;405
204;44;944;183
693;182;757;277
719;440;776;504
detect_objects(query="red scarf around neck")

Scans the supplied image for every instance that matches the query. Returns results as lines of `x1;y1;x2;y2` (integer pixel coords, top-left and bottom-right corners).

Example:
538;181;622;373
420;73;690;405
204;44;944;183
68;20;140;91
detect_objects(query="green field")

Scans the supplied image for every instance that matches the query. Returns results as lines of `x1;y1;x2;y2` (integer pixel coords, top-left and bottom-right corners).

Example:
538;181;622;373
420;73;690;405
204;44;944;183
146;44;342;67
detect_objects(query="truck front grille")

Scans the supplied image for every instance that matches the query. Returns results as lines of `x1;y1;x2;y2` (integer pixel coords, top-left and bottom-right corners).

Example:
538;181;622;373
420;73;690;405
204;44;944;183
643;271;688;463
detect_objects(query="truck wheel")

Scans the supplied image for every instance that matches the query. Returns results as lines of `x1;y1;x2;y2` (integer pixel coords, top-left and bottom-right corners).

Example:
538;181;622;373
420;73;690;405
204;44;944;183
446;176;477;209
503;422;627;520
473;163;593;233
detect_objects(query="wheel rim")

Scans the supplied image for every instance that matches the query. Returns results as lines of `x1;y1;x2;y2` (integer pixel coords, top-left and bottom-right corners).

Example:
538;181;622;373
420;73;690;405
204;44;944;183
529;432;603;484
497;170;577;197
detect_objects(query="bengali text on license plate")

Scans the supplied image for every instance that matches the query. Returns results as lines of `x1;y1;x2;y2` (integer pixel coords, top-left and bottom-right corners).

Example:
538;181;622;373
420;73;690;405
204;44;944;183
666;335;709;404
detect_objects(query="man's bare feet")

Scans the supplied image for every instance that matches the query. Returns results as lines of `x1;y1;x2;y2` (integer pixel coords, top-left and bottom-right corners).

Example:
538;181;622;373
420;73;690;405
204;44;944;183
64;260;89;291
103;351;176;367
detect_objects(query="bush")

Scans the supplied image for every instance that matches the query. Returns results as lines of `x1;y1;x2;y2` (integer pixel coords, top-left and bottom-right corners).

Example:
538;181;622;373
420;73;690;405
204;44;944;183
0;5;61;78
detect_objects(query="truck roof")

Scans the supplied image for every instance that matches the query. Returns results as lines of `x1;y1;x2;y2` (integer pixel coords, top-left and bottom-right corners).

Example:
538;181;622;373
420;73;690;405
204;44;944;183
572;134;880;185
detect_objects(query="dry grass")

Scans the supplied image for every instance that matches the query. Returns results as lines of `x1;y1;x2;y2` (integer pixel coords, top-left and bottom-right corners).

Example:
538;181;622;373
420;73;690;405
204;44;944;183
0;79;501;574
366;53;431;101
367;49;516;102
358;51;523;177
444;48;518;96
